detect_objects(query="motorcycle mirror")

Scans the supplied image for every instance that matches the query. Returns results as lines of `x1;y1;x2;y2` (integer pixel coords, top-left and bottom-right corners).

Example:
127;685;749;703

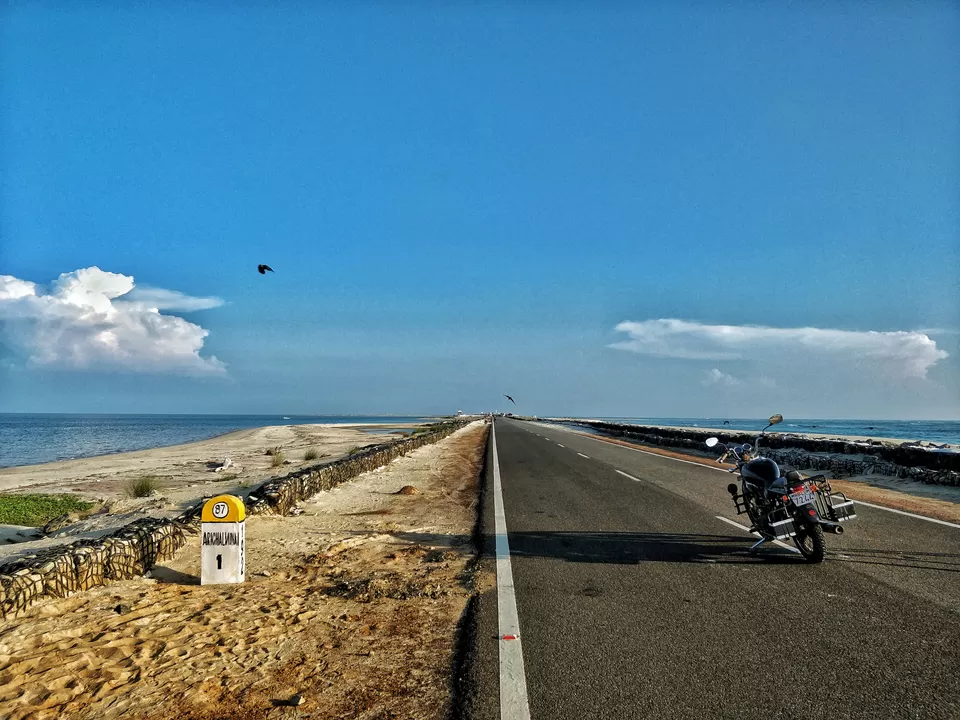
705;437;719;448
742;443;752;452
768;413;783;426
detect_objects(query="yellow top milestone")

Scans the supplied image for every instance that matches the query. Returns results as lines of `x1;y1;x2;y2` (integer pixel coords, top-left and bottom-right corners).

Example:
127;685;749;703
201;495;246;523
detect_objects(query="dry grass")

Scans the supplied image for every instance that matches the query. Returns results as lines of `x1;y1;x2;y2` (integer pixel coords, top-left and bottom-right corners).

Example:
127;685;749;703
125;476;161;498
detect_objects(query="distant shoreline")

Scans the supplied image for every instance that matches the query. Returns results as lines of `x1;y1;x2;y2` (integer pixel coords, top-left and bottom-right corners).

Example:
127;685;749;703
0;421;426;498
0;416;439;470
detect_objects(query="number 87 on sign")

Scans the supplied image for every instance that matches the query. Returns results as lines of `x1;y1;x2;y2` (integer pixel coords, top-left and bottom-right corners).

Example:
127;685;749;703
201;495;246;585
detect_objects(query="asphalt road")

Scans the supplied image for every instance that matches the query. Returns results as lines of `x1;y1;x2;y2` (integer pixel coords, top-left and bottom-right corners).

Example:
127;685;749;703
458;417;960;720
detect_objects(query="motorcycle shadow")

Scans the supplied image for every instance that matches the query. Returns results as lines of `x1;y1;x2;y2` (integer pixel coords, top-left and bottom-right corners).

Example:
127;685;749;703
827;547;960;573
494;531;803;565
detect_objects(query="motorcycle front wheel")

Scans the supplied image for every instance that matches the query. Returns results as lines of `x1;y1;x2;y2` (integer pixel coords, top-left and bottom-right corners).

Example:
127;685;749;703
794;524;825;563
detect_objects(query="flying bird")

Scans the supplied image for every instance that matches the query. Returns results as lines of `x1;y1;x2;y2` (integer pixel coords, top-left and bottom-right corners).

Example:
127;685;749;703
258;264;274;275
504;394;515;405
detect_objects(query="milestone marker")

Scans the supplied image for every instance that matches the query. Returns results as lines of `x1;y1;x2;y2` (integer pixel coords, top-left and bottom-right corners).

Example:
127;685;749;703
201;495;246;585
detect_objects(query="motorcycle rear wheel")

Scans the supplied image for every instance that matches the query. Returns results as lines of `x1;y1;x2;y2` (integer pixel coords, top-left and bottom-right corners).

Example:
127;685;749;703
794;524;825;563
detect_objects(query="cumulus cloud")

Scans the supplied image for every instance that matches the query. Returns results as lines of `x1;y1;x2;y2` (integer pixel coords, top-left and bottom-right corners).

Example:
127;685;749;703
0;267;226;375
611;319;948;379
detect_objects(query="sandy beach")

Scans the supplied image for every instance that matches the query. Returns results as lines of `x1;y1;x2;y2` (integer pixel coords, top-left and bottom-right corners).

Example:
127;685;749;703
0;423;424;560
0;422;419;496
0;420;489;719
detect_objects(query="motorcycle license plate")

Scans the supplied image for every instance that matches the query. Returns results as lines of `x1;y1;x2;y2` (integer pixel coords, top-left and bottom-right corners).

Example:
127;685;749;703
790;489;815;506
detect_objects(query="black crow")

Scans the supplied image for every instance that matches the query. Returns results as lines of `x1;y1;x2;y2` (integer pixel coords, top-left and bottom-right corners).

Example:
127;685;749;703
504;394;515;404
258;264;274;274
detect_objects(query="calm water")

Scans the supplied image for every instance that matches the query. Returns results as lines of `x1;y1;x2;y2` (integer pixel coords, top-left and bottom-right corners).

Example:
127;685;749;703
0;415;435;468
585;418;960;445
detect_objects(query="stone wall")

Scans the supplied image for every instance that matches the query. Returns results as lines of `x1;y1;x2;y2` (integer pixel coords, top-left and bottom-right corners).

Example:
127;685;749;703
543;419;960;487
0;418;477;619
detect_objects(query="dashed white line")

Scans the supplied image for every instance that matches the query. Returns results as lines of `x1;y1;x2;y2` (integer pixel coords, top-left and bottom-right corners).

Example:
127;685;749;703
714;515;800;554
491;422;532;719
548;425;957;530
577;452;590;459
616;469;642;482
557;444;565;448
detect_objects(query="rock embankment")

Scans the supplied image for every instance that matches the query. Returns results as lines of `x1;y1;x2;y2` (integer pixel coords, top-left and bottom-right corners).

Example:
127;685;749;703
541;419;960;487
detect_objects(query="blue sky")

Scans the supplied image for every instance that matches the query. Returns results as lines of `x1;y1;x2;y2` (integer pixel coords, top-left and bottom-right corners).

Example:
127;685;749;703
1;2;958;419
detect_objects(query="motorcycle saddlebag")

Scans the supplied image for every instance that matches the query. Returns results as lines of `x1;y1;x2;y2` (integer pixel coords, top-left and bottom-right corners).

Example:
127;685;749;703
764;505;798;540
823;491;857;523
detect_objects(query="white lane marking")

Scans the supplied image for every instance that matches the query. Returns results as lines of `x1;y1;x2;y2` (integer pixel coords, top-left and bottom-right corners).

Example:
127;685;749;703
616;469;642;483
552;425;958;530
577;452;590;459
714;515;800;554
491;422;532;720
557;444;565;448
575;434;730;473
851;500;960;530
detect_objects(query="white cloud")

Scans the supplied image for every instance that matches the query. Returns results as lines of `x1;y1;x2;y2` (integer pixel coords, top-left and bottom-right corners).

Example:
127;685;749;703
703;368;740;387
0;267;226;375
611;319;948;379
121;287;225;312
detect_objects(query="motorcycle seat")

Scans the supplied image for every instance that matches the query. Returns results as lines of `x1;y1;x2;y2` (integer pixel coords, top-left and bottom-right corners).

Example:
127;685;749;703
768;477;787;493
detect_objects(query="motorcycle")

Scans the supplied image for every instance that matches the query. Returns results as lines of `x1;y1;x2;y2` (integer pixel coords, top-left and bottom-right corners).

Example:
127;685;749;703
705;414;857;563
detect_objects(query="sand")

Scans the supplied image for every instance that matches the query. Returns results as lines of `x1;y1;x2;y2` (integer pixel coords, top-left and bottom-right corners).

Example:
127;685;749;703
0;423;420;497
0;423;422;561
0;420;489;720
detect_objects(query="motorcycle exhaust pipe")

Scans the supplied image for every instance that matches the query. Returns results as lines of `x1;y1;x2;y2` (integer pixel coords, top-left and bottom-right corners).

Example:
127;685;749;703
820;522;844;535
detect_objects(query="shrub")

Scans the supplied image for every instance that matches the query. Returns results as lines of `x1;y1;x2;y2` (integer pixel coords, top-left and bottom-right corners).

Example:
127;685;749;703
270;452;286;467
304;448;319;461
346;446;362;456
126;476;161;498
264;446;283;456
